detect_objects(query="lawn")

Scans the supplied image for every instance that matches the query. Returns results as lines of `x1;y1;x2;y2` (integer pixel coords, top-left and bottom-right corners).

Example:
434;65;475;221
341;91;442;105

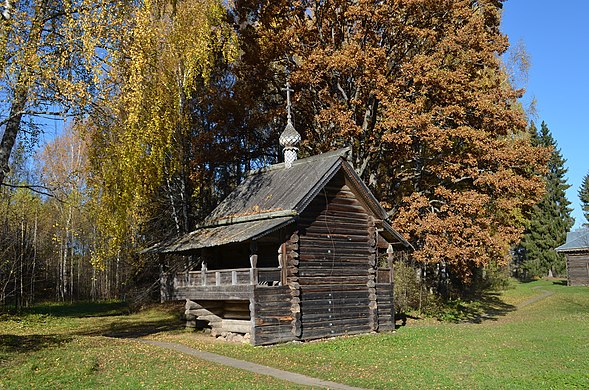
1;280;588;389
0;303;303;389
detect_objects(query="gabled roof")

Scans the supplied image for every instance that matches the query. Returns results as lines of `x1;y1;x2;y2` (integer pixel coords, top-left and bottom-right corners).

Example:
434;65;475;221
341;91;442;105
143;148;411;254
205;148;351;223
556;229;589;253
143;214;295;254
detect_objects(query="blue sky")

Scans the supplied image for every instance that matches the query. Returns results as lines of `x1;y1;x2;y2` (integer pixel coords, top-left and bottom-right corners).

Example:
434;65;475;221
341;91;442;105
501;1;589;229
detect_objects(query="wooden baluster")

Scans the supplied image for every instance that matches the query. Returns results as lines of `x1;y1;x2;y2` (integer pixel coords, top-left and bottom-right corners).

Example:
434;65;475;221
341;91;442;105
201;261;207;286
387;244;395;284
250;255;258;285
250;241;258;285
215;271;220;286
232;270;237;285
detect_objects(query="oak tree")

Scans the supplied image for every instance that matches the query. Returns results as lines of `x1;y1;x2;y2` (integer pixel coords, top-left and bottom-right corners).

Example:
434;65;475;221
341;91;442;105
232;0;548;288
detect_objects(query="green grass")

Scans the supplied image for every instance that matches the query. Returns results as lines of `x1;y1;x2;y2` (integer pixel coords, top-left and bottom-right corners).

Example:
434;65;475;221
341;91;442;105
1;280;588;389
0;302;302;389
154;280;589;389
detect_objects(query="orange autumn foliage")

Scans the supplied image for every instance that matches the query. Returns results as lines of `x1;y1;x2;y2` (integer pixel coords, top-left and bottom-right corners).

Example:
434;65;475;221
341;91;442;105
232;0;548;283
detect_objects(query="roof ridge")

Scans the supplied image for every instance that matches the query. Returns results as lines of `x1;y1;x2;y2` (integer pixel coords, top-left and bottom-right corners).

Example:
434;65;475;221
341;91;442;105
246;147;351;177
202;209;298;228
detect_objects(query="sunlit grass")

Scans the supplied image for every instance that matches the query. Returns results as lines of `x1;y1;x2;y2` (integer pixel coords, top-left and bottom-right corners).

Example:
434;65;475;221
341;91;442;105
156;280;589;389
0;302;302;389
1;280;588;389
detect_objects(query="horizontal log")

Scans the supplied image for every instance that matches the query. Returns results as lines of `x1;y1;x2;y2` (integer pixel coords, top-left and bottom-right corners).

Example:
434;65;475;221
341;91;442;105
300;220;369;231
255;315;294;327
301;297;371;308
301;301;370;312
299;211;368;225
255;303;292;314
298;259;372;267
301;316;371;328
221;319;251;334
322;187;357;198
254;287;291;301
304;200;367;212
173;287;253;301
301;233;369;243
198;314;222;324
253;326;296;345
298;249;372;258
301;309;369;322
303;219;367;231
256;306;292;318
185;300;201;310
254;295;292;307
299;241;369;251
224;311;250;320
300;289;369;300
300;250;374;259
299;269;369;277
298;276;371;285
300;284;368;293
301;324;372;340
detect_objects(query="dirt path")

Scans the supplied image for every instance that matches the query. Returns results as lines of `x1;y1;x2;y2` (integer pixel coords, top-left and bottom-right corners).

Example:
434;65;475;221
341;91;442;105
137;339;366;390
517;286;554;309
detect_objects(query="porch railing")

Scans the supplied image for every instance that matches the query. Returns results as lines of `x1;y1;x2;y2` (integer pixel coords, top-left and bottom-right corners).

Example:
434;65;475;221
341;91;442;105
174;267;282;288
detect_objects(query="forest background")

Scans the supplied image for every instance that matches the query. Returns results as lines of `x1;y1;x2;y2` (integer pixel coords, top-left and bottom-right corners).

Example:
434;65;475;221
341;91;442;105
0;0;586;310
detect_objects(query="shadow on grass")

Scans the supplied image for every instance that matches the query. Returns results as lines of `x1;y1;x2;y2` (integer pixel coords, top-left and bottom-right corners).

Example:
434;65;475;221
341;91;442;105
73;302;186;338
0;334;72;354
552;280;567;286
396;292;517;326
90;317;185;339
463;292;516;323
25;301;130;318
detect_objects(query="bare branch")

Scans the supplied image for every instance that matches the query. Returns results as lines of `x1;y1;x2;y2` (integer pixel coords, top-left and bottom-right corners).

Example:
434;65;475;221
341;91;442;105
0;182;63;200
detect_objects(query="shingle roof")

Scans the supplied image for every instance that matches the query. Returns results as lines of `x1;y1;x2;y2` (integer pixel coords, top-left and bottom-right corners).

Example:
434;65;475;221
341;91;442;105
205;148;350;223
555;229;589;253
143;215;295;254
143;147;412;253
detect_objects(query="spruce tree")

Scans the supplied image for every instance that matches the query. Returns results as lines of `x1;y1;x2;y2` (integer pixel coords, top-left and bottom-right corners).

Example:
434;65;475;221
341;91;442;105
579;172;589;226
515;122;574;277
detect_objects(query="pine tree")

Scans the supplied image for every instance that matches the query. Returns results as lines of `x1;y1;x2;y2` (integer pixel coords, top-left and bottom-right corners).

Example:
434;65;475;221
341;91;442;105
579;172;589;226
515;122;574;277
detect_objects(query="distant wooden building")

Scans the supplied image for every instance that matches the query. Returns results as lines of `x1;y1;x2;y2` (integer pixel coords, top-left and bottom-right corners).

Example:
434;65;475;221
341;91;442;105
556;229;589;286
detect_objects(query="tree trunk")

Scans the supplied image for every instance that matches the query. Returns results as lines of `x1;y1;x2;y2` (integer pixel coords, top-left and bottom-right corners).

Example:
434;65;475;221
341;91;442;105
0;85;27;185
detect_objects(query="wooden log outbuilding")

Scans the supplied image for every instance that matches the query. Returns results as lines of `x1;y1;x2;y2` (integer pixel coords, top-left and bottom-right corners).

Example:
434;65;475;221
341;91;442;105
144;148;412;345
556;229;589;286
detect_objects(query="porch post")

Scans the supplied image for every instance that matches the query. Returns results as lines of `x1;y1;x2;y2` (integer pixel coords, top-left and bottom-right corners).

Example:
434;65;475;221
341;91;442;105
387;244;395;282
387;244;395;329
201;261;207;286
250;241;258;285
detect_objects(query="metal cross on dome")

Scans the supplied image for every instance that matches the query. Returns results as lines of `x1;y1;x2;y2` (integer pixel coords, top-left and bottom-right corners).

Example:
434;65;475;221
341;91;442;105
279;80;301;169
284;81;293;123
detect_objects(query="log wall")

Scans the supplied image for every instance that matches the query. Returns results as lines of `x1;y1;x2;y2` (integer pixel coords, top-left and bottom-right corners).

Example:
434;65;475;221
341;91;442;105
184;299;251;336
297;174;377;340
251;286;296;345
566;252;589;286
376;283;395;331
